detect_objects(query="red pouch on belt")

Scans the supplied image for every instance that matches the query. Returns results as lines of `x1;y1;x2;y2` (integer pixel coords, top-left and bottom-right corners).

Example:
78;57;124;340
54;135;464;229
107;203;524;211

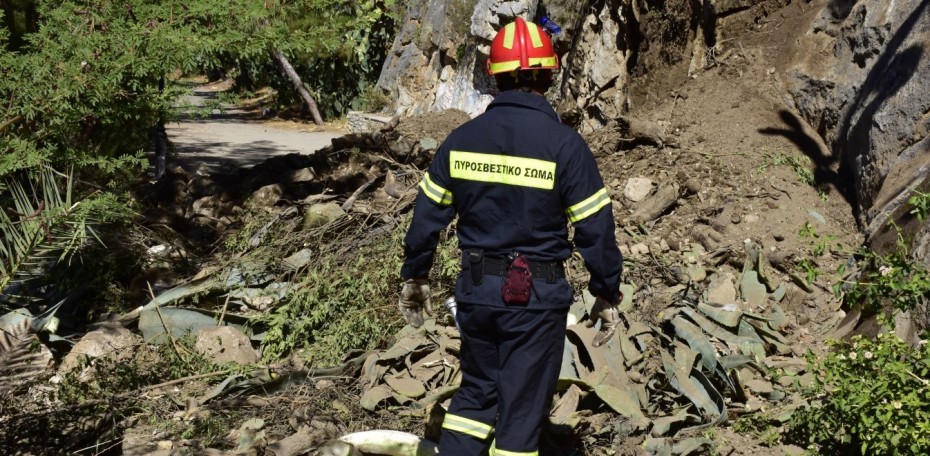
501;254;532;305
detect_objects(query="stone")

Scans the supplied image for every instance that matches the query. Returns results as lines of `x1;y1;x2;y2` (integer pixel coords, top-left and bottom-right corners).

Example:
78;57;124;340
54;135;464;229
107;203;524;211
346;111;393;133
419;137;439;151
623;178;653;202
777;445;807;456
785;0;930;223
706;274;737;304
60;326;142;375
287;167;316;183
249;184;283;209
745;379;775;394
194;326;260;365
630;242;650;256
686;265;707;283
303;202;346;229
191;195;223;219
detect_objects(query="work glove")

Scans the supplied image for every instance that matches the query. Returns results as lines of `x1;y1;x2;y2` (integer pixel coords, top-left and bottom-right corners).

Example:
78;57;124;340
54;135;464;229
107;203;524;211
585;296;621;347
398;278;432;328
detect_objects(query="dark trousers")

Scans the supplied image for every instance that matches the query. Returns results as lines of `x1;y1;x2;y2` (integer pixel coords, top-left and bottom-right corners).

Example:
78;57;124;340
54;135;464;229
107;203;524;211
440;302;568;455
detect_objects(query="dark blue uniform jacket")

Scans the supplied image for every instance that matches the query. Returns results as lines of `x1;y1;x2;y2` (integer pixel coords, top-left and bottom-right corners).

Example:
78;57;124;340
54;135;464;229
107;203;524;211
401;90;622;309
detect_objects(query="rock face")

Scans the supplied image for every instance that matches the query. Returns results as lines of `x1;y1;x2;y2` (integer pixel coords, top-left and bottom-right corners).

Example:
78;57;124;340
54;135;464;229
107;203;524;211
376;0;513;118
784;0;930;238
376;0;722;130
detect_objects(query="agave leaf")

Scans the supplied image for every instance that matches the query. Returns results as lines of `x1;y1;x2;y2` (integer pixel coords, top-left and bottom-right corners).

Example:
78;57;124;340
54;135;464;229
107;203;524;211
696;302;742;327
651;406;699;437
662;349;725;424
592;383;647;420
674;341;698;371
670;315;717;373
559;335;579;380
745;319;791;354
550;384;583;425
678;307;757;346
617;326;644;367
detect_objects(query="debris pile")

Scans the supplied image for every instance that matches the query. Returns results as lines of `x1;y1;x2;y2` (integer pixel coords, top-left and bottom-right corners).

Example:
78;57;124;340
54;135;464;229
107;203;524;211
356;238;813;453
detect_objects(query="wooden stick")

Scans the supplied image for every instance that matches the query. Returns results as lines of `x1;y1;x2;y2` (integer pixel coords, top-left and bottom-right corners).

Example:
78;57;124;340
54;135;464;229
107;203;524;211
148;282;183;358
218;294;231;326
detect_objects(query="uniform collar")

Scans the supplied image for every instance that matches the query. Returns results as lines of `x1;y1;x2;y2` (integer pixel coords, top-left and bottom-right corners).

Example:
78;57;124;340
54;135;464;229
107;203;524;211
487;90;560;122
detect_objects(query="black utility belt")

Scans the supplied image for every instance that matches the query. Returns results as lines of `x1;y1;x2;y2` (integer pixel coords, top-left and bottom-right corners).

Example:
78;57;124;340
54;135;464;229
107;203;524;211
478;257;565;279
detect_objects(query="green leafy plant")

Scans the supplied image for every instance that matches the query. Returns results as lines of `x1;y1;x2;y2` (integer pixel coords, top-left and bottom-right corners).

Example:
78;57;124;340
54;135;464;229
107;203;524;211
58;333;231;404
908;189;930;222
787;334;930;454
795;258;820;285
0;166;104;295
256;216;459;365
798;221;836;257
842;229;930;314
759;153;816;187
733;412;782;447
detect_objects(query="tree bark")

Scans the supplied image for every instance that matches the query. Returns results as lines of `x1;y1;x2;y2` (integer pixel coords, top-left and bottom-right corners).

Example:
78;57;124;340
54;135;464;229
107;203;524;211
272;49;324;125
152;77;168;181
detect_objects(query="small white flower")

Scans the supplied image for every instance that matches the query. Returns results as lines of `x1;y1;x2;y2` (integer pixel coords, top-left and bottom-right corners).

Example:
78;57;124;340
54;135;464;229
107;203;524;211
880;265;893;276
864;351;874;359
837;354;847;360
849;352;858;360
892;401;903;409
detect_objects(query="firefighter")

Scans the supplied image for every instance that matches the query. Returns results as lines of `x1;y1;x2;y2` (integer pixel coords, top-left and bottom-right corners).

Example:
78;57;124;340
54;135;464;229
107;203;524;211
397;16;623;455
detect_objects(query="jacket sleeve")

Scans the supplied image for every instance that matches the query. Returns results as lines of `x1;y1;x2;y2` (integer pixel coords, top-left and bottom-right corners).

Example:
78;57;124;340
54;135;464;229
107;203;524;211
400;147;456;280
558;136;623;302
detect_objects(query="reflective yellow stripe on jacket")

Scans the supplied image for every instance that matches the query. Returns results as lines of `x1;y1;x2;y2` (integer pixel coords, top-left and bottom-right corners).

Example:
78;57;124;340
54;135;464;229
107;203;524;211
420;172;453;205
566;187;610;223
449;150;556;190
441;413;494;440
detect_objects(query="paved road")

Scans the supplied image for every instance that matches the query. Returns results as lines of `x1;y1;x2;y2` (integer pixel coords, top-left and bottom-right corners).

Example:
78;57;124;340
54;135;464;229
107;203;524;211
165;92;344;175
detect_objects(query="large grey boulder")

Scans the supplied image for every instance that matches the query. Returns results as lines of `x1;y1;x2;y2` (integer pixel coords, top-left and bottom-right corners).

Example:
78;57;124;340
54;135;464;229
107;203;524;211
784;0;930;230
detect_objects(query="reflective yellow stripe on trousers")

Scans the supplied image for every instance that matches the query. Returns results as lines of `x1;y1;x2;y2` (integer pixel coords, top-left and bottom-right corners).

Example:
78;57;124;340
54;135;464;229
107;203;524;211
490;440;539;456
565;187;610;223
441;413;494;440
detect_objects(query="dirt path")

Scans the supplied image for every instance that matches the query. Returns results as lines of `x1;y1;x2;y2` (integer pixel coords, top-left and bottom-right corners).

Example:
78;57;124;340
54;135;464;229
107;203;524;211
166;90;344;175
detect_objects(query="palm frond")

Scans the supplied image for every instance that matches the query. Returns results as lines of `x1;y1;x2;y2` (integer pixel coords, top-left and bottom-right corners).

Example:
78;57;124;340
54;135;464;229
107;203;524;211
0;165;98;292
0;317;52;393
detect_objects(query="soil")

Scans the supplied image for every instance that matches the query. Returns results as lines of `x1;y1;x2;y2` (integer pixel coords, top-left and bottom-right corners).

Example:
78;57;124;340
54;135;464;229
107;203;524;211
0;1;865;454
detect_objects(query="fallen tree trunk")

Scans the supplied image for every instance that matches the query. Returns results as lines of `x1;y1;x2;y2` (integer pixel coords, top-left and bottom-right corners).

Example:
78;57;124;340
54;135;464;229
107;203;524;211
272;49;324;125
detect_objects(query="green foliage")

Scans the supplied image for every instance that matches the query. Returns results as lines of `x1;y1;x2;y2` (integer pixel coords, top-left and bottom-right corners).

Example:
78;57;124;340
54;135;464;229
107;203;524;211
0;166;118;299
58;334;231;404
256;216;459;365
795;258;820;285
788;334;930;455
841;229;930;314
1;0;399;181
733;411;782;447
908;189;930;222
447;0;477;37
759;153;815;187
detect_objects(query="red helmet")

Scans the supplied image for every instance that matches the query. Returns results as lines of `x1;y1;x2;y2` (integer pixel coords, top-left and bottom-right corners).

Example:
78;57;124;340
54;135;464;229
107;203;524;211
487;17;559;75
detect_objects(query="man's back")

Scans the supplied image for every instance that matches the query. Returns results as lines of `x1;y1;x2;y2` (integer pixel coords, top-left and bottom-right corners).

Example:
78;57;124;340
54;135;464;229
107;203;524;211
426;90;603;262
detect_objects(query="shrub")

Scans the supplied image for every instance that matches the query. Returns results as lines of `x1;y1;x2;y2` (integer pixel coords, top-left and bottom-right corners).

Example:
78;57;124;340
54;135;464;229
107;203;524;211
840;230;930;314
788;334;930;455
